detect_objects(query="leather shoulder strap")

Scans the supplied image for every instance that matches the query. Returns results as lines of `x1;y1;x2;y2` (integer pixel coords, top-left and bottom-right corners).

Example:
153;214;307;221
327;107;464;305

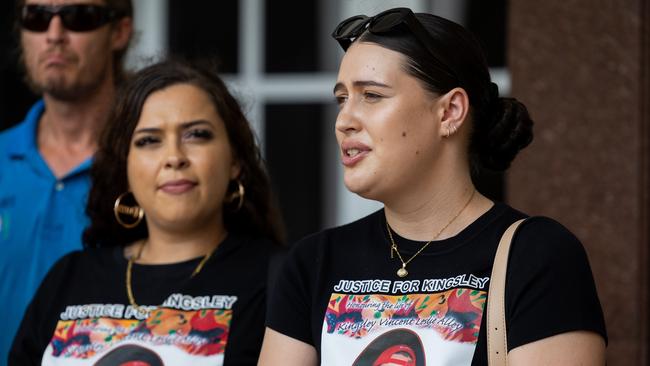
487;218;526;366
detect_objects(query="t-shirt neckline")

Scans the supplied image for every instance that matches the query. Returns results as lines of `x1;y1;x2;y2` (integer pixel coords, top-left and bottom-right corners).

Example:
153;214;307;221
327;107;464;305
111;233;237;278
378;201;507;256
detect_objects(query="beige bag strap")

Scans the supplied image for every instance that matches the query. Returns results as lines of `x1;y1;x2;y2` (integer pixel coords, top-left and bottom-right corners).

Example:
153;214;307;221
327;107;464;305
487;218;526;366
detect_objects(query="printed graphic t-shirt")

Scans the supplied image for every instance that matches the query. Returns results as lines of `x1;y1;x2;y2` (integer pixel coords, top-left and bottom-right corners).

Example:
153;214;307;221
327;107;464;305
267;203;607;365
10;234;274;366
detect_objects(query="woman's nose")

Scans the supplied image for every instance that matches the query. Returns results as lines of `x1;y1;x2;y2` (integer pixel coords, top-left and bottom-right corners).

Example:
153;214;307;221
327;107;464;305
164;144;190;169
335;104;361;135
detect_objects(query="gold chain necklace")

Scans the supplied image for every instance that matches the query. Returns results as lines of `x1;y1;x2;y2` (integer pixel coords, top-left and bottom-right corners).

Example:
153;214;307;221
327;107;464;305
125;240;217;313
386;190;475;278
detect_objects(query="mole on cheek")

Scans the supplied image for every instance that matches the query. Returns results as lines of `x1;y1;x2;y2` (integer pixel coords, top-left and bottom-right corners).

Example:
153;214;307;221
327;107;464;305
416;150;420;155
402;131;407;137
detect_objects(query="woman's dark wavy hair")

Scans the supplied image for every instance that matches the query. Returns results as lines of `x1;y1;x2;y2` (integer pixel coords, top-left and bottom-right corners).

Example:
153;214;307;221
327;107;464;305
357;12;533;171
83;59;285;247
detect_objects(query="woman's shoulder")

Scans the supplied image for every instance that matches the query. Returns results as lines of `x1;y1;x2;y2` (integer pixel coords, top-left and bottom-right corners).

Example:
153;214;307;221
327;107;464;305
47;247;120;279
48;248;103;272
74;246;123;265
479;203;588;264
517;216;582;250
508;214;592;273
31;247;118;306
487;203;578;246
501;213;607;348
290;209;384;253
221;234;286;275
227;233;282;257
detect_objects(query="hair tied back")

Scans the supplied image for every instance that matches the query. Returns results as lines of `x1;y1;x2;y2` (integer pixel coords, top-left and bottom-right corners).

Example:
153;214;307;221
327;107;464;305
489;82;499;101
485;81;501;124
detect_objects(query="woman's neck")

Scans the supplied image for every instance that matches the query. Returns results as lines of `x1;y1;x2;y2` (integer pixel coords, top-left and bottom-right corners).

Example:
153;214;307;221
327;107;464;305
129;222;227;265
383;168;493;242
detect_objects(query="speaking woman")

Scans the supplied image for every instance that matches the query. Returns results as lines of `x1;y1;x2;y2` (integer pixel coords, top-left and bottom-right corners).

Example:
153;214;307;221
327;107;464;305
259;8;606;366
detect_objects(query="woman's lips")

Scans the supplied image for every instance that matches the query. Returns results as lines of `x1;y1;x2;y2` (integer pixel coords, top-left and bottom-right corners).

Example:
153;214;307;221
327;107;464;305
340;141;371;167
158;179;197;194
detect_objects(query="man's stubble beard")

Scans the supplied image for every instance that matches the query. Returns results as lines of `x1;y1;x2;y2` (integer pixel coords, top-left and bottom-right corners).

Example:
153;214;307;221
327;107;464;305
25;57;111;102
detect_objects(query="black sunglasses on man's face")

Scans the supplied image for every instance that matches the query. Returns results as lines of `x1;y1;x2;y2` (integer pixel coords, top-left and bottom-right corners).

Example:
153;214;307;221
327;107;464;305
20;4;120;32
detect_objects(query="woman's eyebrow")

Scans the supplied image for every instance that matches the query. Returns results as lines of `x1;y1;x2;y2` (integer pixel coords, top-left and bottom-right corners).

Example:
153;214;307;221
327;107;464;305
132;127;161;135
352;80;391;89
179;120;212;129
133;120;212;135
333;80;391;94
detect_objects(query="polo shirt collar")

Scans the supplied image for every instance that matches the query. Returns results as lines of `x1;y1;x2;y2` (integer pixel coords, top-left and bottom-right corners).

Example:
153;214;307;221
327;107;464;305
6;99;92;179
6;99;45;157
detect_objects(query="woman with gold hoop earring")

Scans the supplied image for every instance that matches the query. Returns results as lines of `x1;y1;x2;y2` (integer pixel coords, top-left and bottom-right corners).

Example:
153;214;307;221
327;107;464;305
260;7;606;366
113;191;145;228
11;60;285;365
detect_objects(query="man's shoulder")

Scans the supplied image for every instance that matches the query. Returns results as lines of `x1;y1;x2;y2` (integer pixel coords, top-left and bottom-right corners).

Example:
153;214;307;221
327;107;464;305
0;100;44;154
0;121;27;141
1;100;44;136
0;121;30;166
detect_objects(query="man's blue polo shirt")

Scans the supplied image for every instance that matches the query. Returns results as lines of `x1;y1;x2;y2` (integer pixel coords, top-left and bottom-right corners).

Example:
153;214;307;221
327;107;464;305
0;100;91;364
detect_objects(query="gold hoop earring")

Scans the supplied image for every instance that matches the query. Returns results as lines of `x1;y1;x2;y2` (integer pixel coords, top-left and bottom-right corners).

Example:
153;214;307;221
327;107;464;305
228;180;245;212
114;192;144;229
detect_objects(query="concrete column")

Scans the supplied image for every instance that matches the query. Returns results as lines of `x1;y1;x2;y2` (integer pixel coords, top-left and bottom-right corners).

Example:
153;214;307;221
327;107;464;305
508;1;649;364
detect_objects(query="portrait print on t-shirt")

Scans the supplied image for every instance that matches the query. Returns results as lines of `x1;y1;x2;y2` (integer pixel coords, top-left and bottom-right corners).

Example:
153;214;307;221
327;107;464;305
321;274;489;365
40;293;237;366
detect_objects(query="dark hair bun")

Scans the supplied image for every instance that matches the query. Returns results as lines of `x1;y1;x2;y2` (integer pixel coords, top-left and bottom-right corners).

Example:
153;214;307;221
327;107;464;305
473;97;534;171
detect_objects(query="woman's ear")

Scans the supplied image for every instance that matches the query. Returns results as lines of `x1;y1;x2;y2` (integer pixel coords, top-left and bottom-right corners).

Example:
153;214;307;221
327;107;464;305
437;87;470;138
230;159;242;180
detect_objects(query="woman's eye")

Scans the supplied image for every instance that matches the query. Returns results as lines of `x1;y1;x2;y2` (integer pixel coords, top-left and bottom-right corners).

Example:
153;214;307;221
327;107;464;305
334;95;348;107
133;136;160;147
363;92;382;101
185;129;214;140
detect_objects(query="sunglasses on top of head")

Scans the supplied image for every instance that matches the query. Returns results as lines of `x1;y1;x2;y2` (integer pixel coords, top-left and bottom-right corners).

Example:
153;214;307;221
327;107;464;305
19;4;122;32
331;7;457;81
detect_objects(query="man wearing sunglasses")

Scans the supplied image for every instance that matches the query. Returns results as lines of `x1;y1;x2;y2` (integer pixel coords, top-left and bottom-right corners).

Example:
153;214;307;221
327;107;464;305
0;1;133;363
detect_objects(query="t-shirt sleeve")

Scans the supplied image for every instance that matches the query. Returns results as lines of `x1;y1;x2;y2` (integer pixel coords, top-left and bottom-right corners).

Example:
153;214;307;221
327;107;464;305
226;285;267;365
505;217;607;350
266;240;317;346
8;252;76;365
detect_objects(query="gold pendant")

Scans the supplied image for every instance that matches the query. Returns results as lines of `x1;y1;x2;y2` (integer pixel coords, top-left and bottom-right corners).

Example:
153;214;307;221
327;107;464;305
397;266;408;278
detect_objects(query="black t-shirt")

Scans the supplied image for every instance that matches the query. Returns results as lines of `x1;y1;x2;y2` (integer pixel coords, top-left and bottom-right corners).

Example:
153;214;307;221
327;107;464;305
10;234;275;366
267;203;607;365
